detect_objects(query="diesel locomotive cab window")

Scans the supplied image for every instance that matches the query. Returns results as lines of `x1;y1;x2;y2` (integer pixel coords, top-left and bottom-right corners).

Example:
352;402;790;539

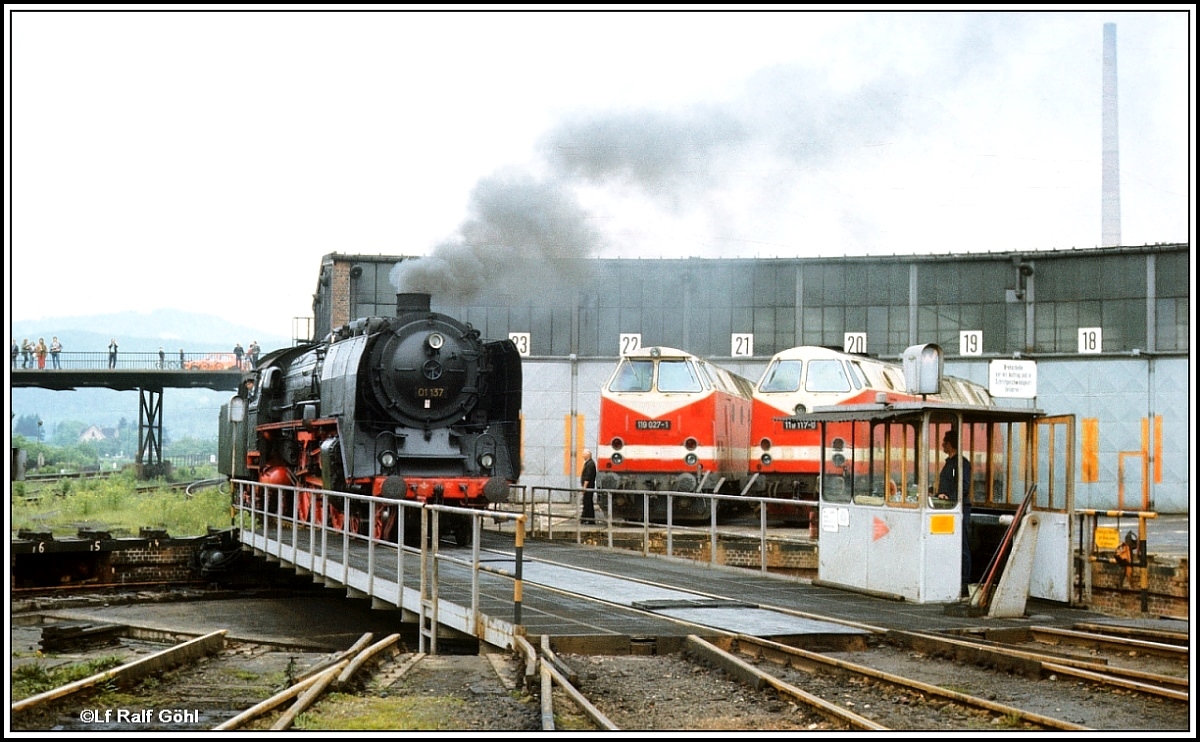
848;361;867;390
759;360;802;392
610;359;653;392
805;359;852;393
657;360;703;393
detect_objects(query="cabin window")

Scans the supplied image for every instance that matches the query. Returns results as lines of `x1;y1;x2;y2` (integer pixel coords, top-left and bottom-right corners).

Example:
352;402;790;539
848;361;867;390
610;359;653;392
759;360;802;392
805;359;851;392
657;360;703;393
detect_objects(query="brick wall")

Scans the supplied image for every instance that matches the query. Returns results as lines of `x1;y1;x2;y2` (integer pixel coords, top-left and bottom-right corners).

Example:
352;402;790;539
330;259;351;330
109;541;200;584
1085;555;1189;619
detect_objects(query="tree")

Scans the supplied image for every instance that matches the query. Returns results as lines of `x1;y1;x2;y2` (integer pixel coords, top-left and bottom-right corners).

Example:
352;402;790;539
13;413;42;438
51;420;90;447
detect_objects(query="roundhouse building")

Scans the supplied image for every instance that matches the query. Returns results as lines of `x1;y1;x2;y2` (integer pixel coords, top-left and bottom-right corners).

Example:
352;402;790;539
306;244;1189;514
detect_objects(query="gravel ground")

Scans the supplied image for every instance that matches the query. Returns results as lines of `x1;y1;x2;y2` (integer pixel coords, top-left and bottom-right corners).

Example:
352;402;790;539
9;589;1193;733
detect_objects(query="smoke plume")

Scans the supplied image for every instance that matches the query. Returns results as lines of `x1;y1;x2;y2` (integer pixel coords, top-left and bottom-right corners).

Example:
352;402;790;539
395;25;982;300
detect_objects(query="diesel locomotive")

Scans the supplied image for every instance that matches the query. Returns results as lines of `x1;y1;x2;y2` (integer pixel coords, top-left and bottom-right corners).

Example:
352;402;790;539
596;345;755;522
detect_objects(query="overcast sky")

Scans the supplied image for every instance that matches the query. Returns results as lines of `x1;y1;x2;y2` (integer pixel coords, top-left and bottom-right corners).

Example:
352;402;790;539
5;6;1194;337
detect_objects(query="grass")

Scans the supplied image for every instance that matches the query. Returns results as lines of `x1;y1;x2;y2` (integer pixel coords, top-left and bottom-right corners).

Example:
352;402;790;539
12;655;126;700
10;470;234;539
293;693;470;730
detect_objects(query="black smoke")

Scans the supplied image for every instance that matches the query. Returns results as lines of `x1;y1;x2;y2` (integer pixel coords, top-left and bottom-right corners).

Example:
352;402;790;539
394;36;976;300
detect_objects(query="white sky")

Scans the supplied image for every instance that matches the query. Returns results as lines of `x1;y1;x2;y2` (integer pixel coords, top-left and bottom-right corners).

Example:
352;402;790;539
5;5;1195;336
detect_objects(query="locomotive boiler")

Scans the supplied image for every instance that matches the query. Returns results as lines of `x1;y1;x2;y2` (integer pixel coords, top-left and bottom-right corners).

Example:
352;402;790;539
218;293;522;546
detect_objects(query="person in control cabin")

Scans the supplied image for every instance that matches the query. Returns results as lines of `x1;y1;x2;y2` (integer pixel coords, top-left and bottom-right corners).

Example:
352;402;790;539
936;430;973;597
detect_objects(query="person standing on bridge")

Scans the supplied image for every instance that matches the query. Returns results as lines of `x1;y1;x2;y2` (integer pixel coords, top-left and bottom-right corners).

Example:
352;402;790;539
108;338;118;369
21;339;32;368
233;342;245;370
580;449;598;524
247;340;260;370
34;338;47;369
50;336;62;369
159;346;166;369
12;340;19;368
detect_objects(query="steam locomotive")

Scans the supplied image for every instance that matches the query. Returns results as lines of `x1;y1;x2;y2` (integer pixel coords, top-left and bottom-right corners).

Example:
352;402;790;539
217;293;522;546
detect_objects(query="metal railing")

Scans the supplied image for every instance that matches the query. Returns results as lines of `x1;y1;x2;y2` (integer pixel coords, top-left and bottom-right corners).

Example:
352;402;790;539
11;351;250;371
230;479;526;653
500;484;818;575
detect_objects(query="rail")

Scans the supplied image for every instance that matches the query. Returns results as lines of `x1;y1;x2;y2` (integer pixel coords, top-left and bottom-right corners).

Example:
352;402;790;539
230;480;527;653
10;630;227;714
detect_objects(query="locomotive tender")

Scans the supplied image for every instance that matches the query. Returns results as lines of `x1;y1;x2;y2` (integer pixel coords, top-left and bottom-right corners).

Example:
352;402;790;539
218;293;522;545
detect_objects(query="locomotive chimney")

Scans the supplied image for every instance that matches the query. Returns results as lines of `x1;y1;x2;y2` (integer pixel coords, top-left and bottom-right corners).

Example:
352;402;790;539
396;292;432;317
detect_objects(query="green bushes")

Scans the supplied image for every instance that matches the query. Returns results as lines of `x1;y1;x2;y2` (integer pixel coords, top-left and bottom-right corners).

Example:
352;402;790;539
10;474;232;539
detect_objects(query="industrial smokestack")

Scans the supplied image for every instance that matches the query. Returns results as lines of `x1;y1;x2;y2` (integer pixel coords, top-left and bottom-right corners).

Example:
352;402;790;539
1101;23;1121;247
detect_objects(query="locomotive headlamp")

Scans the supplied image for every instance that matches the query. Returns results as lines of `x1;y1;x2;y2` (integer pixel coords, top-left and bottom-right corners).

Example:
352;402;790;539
684;453;698;466
612;452;624;465
760;438;771;451
427;332;445;350
760;453;773;466
379;450;398;469
832;453;846;467
684;437;698;451
479;452;495;469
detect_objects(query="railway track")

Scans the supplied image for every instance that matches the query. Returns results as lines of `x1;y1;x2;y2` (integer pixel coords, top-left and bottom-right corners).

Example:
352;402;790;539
10;621;346;732
542;625;1190;732
8;554;1191;732
10;609;1191;732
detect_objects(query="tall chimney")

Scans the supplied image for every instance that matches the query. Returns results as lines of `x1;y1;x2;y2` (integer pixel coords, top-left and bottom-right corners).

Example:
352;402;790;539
1101;23;1121;247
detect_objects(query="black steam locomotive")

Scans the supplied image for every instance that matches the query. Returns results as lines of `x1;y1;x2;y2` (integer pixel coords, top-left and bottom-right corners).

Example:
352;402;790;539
218;293;522;546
